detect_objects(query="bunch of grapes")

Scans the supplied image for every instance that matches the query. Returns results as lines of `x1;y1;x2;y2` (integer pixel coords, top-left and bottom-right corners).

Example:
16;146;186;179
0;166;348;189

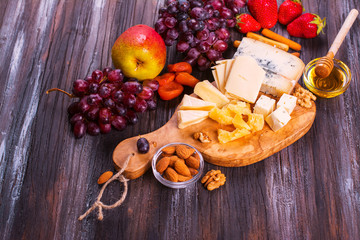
52;68;159;139
155;0;246;71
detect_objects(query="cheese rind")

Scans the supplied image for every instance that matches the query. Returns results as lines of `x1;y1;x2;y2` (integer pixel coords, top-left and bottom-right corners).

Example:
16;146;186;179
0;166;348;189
225;56;265;103
234;37;305;81
253;95;276;117
194;80;230;108
276;94;297;114
177;110;209;129
265;106;291;132
179;94;216;111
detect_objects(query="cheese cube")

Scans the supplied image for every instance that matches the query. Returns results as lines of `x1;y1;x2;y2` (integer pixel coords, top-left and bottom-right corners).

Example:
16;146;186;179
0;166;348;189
180;94;216;111
225;56;265;103
177;110;209;129
194;80;230;108
277;94;297;114
226;102;252;115
265;107;291;132
253;95;276;117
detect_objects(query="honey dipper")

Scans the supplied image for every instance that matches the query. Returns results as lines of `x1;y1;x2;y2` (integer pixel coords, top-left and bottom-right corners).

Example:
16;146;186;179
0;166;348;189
315;9;359;78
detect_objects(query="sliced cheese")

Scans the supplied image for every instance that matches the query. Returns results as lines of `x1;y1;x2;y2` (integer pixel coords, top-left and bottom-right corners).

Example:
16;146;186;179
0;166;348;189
194;80;230;108
177;110;209;129
213;63;226;93
234;37;305;81
224;59;235;82
179;94;216;111
211;69;219;89
277;93;297;114
225;56;265;103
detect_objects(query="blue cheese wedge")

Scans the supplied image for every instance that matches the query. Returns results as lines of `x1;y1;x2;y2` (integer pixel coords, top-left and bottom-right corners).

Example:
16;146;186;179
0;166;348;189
261;70;297;97
234;37;305;81
277;93;297;114
265;106;291;132
224;56;265;103
253;95;276;117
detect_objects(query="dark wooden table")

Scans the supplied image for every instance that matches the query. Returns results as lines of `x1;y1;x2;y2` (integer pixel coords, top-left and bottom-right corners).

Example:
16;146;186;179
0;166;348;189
1;0;359;239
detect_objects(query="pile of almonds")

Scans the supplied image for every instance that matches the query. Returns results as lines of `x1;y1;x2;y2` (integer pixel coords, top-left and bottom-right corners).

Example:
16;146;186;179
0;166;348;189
156;145;200;182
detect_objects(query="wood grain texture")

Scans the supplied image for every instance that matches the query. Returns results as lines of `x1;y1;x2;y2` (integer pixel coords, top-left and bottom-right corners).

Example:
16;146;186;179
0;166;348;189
0;0;359;239
113;90;316;179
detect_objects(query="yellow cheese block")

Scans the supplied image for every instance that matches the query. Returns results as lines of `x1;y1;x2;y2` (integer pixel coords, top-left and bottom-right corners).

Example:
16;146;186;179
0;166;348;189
209;107;234;125
194;80;229;108
218;128;251;144
179;94;216;111
232;114;251;130
247;113;264;132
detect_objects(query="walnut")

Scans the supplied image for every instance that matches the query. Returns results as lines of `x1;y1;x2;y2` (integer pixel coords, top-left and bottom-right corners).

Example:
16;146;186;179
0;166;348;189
201;170;226;191
193;131;211;143
293;86;316;108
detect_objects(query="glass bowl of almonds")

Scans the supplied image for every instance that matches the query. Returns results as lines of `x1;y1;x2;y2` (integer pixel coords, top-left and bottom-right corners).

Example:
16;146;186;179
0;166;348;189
152;142;204;189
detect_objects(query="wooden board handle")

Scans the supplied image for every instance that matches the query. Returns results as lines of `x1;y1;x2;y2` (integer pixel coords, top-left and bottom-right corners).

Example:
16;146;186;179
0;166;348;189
328;9;359;56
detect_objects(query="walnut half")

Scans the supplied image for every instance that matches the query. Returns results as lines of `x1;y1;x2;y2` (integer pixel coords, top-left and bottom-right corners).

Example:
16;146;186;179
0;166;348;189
293;86;316;108
193;131;211;143
201;170;226;191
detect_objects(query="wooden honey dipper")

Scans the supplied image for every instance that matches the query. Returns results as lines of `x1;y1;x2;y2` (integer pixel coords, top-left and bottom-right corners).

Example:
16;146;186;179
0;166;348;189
315;9;359;78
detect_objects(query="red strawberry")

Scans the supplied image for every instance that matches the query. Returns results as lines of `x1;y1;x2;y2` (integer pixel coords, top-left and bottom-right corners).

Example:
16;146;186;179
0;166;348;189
247;0;278;29
287;13;326;38
278;0;303;25
236;13;261;33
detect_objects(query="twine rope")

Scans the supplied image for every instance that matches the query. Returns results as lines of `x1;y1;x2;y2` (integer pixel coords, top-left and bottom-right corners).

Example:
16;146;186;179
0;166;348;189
78;153;134;221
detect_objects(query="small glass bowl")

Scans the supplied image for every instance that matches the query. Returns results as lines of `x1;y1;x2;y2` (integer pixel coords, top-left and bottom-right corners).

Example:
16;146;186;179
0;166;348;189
152;142;204;189
303;58;352;98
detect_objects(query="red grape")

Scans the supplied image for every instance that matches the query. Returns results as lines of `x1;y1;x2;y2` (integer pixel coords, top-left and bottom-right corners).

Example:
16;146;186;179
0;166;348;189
143;80;159;91
213;40;228;52
91;70;103;83
98;84;112;98
99;108;111;124
197;41;211;53
155;18;167;34
122;81;143;94
196;28;210;41
86;107;100;121
114;104;127;116
178;20;189;33
111;116;127;131
68;102;80;116
178;1;190;12
99;122;111;134
111;90;124;104
73;79;89;94
78;96;91;113
220;7;233;19
102;67;112;77
88;82;99;93
176;41;190;53
215;28;230;40
167;28;179;40
103;98;115;109
123;93;136;108
146;98;157;110
87;94;102;105
187;48;201;59
133;98;148;112
210;0;223;10
87;122;100;136
164;17;177;28
70;113;84;125
137;138;149;154
73;121;86;139
137;86;154;100
206;49;220;61
108;69;124;82
126;110;139;125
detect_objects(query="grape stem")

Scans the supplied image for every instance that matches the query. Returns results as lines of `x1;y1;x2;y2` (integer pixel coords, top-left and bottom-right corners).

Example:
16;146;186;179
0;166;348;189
46;88;76;98
99;76;108;84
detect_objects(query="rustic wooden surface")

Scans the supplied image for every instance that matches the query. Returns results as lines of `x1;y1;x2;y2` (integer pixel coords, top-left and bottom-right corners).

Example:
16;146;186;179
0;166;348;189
0;0;359;239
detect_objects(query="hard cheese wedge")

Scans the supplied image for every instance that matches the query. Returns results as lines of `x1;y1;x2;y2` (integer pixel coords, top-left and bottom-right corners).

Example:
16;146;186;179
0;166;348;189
177;110;209;129
212;63;226;93
224;56;265;103
179;94;216;111
194;80;229;108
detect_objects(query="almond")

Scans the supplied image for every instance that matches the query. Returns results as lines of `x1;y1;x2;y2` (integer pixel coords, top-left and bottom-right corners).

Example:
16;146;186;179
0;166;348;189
162;146;176;155
163;167;178;182
175;145;194;159
189;167;198;176
156;157;170;174
174;160;191;177
193;152;200;161
178;174;192;182
97;171;113;185
169;155;181;167
185;156;200;169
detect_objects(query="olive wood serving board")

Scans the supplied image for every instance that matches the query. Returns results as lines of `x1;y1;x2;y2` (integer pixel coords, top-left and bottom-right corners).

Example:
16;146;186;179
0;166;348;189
113;89;316;180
